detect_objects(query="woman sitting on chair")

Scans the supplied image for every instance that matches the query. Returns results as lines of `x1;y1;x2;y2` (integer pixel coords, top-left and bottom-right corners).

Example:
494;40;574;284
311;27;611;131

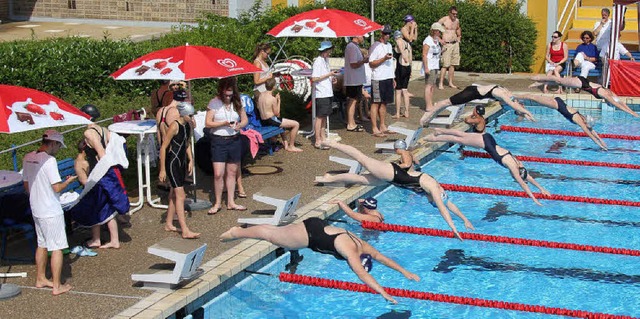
315;140;474;240
530;75;639;118
426;128;550;206
515;94;607;151
419;84;536;127
220;217;420;304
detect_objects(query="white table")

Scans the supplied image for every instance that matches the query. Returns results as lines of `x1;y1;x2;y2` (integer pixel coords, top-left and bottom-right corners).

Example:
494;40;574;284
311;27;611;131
109;119;167;213
0;170;22;190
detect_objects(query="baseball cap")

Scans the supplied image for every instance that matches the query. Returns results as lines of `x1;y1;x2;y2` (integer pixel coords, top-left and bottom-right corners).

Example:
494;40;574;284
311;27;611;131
381;24;393;34
361;197;378;210
43;129;66;148
394;30;403;39
404;15;414;22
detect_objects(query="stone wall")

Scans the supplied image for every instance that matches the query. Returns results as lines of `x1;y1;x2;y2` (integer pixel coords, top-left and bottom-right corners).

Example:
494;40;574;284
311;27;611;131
11;0;229;23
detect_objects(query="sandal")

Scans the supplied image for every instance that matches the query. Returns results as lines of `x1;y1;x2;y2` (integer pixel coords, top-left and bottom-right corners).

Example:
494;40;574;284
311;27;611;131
235;191;247;198
227;205;247;211
208;206;221;215
314;144;330;150
346;125;364;132
372;132;387;137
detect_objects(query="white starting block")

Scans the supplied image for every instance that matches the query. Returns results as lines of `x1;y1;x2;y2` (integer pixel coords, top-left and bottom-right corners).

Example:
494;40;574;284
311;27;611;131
131;238;207;289
238;187;301;226
375;122;424;151
329;156;364;174
429;105;463;126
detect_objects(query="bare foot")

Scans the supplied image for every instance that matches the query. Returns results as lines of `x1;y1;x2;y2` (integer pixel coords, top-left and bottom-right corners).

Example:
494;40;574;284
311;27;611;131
438;85;444;90
315;173;334;184
449;85;459;89
52;283;72;296
319;140;336;148
85;239;101;249
35;279;54;289
392;115;400;119
182;231;201;239
99;242;120;249
220;226;241;242
528;82;544;89
407;92;415;98
164;225;178;232
285;146;303;152
419;111;434;127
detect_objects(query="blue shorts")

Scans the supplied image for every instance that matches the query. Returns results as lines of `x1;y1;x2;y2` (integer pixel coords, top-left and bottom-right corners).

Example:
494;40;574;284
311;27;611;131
372;79;394;104
210;134;242;163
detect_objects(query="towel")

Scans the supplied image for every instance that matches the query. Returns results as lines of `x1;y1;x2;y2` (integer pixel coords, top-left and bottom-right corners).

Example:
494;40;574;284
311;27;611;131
240;129;264;159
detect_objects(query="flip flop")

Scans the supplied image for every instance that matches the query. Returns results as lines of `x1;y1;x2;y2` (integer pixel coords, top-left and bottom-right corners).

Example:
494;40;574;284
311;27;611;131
372;132;387;137
208;206;221;215
346;125;364;132
314;144;330;150
227;205;247;211
235;191;248;198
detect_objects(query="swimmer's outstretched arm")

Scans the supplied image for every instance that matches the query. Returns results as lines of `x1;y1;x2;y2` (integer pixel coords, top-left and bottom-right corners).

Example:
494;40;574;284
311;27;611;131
527;175;550;196
574;117;608;150
602;92;640;118
445;201;475;231
508;165;542;206
344;253;398;304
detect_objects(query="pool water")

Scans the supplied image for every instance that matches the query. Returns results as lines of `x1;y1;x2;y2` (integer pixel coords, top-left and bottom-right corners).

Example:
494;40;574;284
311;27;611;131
199;104;640;318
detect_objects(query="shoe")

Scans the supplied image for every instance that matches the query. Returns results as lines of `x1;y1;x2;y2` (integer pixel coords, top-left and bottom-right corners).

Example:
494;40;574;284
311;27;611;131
227;205;247;211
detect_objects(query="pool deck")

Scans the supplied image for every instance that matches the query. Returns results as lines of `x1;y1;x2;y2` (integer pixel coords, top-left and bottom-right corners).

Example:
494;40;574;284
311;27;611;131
1;21;639;317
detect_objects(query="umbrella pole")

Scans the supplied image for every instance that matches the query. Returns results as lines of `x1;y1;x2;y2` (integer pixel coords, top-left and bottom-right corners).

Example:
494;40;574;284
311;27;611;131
185;81;212;211
270;38;289;65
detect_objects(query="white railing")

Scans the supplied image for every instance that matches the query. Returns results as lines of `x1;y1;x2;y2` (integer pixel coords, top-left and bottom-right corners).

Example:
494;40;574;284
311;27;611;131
557;0;579;37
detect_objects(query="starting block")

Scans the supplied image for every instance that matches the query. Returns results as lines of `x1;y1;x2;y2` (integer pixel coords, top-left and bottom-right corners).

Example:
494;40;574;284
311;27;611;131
131;238;207;289
376;122;424;151
429;105;463;126
238;187;300;226
329;156;364;174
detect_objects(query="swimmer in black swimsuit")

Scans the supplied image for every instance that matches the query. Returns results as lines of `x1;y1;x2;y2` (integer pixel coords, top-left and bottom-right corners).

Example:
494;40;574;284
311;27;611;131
464;104;487;133
159;102;200;239
419;84;536;127
426;128;550;206
329;197;385;224
315;141;474;239
220;217;420;304
516;94;608;150
529;75;639;118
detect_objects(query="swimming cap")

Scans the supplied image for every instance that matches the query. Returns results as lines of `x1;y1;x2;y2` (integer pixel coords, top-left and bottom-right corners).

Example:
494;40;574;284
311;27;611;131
475;105;485;116
519;167;528;180
173;89;188;102
177;102;195;116
361;197;377;210
394;140;408;150
585;115;596;128
80;104;100;121
360;254;373;273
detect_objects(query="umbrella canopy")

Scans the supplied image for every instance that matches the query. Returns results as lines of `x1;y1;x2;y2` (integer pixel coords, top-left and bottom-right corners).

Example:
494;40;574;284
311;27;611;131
110;45;262;81
267;8;383;38
0;85;92;134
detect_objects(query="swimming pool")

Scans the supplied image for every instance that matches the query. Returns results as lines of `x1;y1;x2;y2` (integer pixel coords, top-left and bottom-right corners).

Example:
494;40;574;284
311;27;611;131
195;102;640;318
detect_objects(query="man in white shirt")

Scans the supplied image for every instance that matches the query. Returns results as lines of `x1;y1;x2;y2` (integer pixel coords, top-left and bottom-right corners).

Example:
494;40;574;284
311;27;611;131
312;41;339;149
22;130;77;295
593;8;611;53
368;24;395;137
343;35;368;132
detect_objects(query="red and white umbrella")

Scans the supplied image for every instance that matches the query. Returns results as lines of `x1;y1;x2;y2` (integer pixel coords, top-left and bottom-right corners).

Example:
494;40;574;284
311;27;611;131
110;45;261;81
267;8;383;38
0;85;92;133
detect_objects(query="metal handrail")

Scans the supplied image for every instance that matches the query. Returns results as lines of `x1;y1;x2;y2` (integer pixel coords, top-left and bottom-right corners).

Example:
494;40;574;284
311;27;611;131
557;0;579;36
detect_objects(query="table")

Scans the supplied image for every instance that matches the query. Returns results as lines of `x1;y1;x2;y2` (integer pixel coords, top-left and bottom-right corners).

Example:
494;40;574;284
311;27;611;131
0;170;23;195
109;119;167;213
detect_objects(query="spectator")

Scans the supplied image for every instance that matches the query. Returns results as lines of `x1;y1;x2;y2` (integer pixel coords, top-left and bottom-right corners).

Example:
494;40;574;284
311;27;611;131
438;6;462;90
359;47;373;123
23;130;77;295
572;30;598;85
205;76;248;214
393;30;412;119
401;14;418;43
252;43;274;107
150;80;173;117
543;31;568;94
311;40;340;149
593;8;612;55
343;35;368;132
368;24;395;137
422;23;444;114
328;197;384;223
159;102;200;239
603;33;635;62
258;78;303;152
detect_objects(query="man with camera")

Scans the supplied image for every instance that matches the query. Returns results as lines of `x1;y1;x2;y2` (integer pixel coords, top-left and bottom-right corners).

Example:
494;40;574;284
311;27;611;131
368;24;395;138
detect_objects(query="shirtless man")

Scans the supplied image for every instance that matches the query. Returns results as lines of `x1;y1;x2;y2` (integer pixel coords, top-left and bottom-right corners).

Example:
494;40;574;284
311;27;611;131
257;78;303;152
438;6;461;90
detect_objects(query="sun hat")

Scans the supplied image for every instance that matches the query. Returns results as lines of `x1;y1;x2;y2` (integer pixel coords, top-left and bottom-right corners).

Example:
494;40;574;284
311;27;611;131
404;14;415;22
361;197;378;210
393;30;403;39
360;254;373;273
318;40;334;51
177;102;195;116
43;129;66;148
393;139;408;150
381;24;393;34
431;22;446;33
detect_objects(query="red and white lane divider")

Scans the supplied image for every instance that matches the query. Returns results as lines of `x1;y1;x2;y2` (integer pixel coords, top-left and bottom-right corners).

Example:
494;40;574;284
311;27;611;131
461;150;640;170
500;125;640;141
360;221;640;257
279;273;637;319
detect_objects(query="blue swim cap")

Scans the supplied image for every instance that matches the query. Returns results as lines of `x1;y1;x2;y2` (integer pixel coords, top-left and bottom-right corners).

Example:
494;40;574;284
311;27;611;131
361;197;377;210
360;254;373;273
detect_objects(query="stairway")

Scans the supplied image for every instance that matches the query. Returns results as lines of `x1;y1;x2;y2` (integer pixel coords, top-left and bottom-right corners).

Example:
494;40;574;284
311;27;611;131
564;0;638;51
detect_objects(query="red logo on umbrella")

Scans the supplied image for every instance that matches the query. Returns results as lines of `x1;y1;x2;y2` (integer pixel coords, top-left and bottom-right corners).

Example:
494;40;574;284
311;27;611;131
217;58;237;69
354;19;367;27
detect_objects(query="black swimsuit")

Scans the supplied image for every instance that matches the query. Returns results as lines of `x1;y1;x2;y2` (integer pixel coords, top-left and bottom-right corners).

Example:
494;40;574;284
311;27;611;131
449;85;499;105
390;162;423;192
84;127;107;171
303;217;360;260
482;133;510;167
555;97;577;124
166;121;191;188
577;76;602;99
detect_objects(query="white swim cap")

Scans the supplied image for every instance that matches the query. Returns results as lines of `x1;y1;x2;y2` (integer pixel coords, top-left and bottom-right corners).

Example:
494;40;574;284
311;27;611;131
394;140;408;150
177;102;195;116
585;115;596;128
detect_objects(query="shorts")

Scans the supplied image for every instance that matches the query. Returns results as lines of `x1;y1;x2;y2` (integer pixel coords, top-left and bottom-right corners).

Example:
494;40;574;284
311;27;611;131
34;215;68;251
371;79;394;104
424;69;438;85
441;42;460;67
261;116;282;127
210;134;242;163
315;97;333;117
545;62;563;73
395;65;411;89
345;85;363;100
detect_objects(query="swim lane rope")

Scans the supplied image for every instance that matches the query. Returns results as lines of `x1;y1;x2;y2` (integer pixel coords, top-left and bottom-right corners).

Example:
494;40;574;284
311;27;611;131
360;221;640;257
500;125;640;141
439;183;640;207
279;273;636;319
461;150;640;170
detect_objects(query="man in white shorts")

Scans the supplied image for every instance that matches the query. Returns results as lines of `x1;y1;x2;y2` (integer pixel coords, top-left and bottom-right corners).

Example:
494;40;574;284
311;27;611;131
23;130;77;295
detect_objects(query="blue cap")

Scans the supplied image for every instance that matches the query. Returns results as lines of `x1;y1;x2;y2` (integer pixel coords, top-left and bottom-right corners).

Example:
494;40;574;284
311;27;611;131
404;14;414;22
361;197;377;210
360;254;373;272
318;40;333;51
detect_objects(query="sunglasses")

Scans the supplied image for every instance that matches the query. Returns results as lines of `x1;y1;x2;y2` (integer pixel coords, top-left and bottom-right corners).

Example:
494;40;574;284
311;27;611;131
223;93;234;98
552;36;559;39
582;37;591;40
